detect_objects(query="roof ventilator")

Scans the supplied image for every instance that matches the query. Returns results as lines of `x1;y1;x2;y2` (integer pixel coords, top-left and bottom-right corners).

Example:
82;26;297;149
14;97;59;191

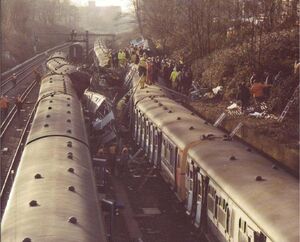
67;119;71;123
68;216;77;224
67;152;73;159
189;126;194;130
177;117;181;120
68;167;74;173
229;155;236;160
23;238;32;242
29;200;38;207
67;129;72;134
34;173;42;179
255;176;266;181
46;114;51;118
48;107;52;110
168;110;172;113
44;124;49;128
202;134;215;140
67;141;72;147
68;186;75;192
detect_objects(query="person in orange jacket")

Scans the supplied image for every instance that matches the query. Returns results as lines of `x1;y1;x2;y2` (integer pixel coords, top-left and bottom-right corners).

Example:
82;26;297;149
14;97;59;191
250;80;272;103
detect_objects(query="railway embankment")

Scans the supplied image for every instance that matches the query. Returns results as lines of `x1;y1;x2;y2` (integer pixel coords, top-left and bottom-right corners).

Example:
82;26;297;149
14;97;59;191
189;101;299;177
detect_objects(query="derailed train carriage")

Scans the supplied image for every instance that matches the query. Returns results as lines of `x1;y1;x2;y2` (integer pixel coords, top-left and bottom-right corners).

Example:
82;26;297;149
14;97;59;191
1;54;107;242
130;65;299;242
69;42;85;63
83;90;116;145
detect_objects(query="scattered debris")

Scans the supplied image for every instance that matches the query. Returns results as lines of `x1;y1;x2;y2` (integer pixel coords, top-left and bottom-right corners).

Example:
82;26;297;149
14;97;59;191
212;86;223;95
227;103;239;110
2;147;8;153
249;112;264;118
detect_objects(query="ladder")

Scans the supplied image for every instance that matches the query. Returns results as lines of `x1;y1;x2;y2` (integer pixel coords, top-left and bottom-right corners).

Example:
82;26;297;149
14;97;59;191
229;122;243;139
278;85;299;122
214;112;226;127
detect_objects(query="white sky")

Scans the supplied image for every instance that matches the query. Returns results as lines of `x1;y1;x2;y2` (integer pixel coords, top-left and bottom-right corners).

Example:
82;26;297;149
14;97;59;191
70;0;132;11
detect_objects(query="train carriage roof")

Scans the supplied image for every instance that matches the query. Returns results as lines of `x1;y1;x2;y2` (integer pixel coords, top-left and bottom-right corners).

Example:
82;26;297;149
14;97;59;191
27;94;88;145
39;74;77;98
1;137;106;242
188;139;299;242
46;58;69;72
134;76;225;149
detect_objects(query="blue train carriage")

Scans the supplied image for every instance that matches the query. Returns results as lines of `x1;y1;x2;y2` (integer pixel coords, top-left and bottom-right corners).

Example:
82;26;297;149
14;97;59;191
1;73;107;241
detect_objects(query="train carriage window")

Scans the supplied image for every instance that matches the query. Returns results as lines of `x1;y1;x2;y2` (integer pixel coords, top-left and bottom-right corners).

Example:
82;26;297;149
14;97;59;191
177;154;180;168
214;196;219;218
226;209;230;233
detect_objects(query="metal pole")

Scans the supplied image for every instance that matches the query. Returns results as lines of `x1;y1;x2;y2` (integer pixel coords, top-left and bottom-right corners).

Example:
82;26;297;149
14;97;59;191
85;30;89;63
110;202;115;242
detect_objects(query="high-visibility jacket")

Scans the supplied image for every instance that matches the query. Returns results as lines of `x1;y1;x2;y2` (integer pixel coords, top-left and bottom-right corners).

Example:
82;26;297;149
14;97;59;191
139;57;146;68
0;98;8;109
118;51;126;60
250;83;267;97
170;70;179;83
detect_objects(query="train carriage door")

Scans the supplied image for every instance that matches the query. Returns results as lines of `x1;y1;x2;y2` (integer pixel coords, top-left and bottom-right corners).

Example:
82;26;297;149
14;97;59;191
225;207;235;241
186;159;194;215
145;119;150;156
134;109;138;141
154;128;162;168
137;112;142;146
194;171;203;227
140;116;145;148
149;124;155;163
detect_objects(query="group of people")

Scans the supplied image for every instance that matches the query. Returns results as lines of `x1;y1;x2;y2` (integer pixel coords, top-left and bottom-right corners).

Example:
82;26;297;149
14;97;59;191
136;51;194;94
0;95;23;119
96;143;130;178
0;69;42;120
109;44;194;94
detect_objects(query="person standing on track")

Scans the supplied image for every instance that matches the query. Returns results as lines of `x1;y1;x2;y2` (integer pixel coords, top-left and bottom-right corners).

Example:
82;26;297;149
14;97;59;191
0;96;9;119
12;73;17;87
108;143;117;176
119;145;129;177
15;95;23;116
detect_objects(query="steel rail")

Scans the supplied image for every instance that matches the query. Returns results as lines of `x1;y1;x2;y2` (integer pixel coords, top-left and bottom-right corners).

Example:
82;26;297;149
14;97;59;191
0;80;37;138
1;42;70;80
1;57;44;88
0;100;38;213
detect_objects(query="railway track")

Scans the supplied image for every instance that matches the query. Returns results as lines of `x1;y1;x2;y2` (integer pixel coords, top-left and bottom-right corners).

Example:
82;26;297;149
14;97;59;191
0;43;71;215
0;100;37;213
0;57;44;95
